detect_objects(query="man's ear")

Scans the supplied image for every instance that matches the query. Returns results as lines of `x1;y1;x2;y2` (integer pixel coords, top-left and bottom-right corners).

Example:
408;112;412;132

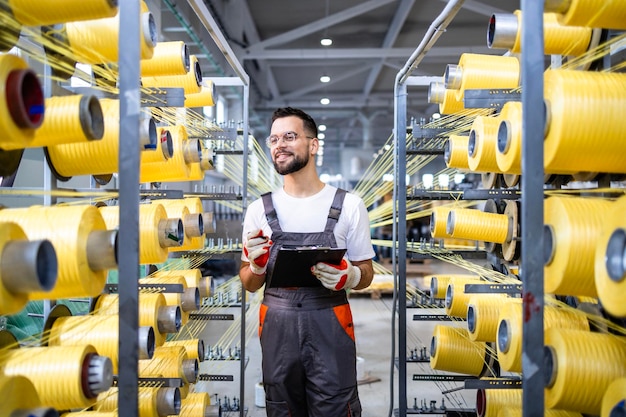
309;137;319;155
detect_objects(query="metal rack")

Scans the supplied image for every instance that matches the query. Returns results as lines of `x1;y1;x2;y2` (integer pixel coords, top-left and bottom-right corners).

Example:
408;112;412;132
392;1;545;416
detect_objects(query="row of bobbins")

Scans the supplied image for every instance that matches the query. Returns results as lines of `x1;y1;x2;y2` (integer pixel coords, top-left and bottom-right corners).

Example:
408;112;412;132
0;0;224;415
421;1;626;416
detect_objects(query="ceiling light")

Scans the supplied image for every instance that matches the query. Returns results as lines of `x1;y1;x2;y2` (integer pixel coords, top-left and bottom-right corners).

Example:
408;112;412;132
320;97;330;105
318;139;325;146
432;112;441;120
318;133;326;139
320;74;331;83
320;38;332;46
318;124;327;131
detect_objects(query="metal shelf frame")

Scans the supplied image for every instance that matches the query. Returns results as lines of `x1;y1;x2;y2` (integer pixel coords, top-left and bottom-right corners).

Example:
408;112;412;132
392;1;545;416
117;1;251;415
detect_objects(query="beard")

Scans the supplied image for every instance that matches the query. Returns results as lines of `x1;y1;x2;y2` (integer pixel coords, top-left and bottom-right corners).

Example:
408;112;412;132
273;151;309;175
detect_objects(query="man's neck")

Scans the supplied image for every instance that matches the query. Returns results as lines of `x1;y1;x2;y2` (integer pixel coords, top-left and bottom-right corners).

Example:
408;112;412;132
282;169;325;198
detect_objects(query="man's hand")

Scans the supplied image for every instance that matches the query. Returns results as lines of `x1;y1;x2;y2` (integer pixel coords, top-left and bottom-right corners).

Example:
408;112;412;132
311;258;361;291
243;229;272;275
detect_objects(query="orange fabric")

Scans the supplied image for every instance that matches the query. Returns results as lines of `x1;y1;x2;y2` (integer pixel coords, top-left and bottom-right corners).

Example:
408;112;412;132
333;304;355;342
259;304;268;338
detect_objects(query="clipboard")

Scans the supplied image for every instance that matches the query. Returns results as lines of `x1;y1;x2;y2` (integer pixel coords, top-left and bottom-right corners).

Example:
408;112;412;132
269;247;347;288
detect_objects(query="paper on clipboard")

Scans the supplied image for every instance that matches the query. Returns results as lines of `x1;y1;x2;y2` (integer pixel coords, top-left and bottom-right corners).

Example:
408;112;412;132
269;246;347;288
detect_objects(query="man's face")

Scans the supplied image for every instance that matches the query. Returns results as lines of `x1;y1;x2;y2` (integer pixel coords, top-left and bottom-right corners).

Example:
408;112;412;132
269;116;313;175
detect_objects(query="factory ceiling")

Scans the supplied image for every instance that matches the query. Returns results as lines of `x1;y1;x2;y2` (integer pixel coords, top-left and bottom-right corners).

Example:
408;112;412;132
156;0;520;176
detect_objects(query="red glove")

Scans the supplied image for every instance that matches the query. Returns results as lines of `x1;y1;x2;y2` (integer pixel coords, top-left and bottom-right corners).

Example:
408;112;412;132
311;258;361;291
243;229;272;275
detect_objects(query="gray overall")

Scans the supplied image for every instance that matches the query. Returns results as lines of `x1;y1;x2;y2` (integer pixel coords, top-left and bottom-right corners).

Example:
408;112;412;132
258;189;362;417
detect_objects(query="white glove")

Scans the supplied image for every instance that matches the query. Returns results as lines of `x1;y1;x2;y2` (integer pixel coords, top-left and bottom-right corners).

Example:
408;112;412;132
243;229;272;275
311;258;361;291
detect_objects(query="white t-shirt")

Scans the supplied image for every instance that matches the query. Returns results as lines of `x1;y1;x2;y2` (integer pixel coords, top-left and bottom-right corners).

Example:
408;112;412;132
241;184;375;262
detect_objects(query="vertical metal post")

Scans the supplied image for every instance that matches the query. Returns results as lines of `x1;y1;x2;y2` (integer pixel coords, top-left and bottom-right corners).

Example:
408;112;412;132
394;81;408;417
239;84;250;417
118;1;141;415
520;1;545;416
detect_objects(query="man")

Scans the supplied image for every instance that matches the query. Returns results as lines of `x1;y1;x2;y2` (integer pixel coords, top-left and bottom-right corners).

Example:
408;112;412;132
240;107;375;417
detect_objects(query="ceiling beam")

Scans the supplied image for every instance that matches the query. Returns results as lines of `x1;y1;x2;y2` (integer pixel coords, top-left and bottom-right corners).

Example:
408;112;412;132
246;0;396;52
280;65;375;100
242;45;493;60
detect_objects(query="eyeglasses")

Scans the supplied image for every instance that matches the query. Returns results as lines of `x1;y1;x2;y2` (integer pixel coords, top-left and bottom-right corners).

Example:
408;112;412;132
265;131;314;147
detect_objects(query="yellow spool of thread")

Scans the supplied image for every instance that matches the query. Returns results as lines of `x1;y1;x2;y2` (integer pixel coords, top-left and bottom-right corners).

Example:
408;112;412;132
179;382;189;399
164;339;204;362
180;392;210;417
497;301;590;373
160;198;208;250
488;10;592;56
97;387;161;417
48;99;155;177
142;127;174;164
7;0;117;26
602;378;626;417
446;208;512;244
46;308;156;365
467;115;502;173
93;292;180;346
62;413;117;417
444;135;470;170
142;55;202;95
99;203;183;264
155;202;205;252
544;69;626;175
47;98;121;177
495;101;522;175
139;345;197;383
545;328;626;415
185;81;216;107
0;53;44;150
0;375;45;414
154;268;206;297
0;222;58;315
0;205;112;299
140;275;198;325
140;125;197;183
430;206;453;239
28;94;104;148
551;0;626;30
430;325;487;376
445;281;504;319
141;41;190;77
0;344;112;410
428;81;465;114
544;196;614;297
467;295;510;342
476;388;522;417
65;8;155;64
429;274;480;299
497;408;582;417
595;196;626;317
446;54;520;101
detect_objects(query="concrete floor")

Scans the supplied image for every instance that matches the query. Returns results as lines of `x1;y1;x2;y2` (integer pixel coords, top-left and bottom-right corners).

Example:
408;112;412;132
195;260;477;417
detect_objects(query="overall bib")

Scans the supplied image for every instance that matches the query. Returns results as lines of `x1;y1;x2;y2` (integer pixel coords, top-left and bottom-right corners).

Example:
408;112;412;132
258;189;362;417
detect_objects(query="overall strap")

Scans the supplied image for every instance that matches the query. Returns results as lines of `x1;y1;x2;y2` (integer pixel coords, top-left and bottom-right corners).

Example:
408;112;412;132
262;192;282;233
324;188;347;233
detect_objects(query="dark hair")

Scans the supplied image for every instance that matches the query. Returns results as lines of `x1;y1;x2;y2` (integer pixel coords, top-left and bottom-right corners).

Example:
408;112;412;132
271;107;318;138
